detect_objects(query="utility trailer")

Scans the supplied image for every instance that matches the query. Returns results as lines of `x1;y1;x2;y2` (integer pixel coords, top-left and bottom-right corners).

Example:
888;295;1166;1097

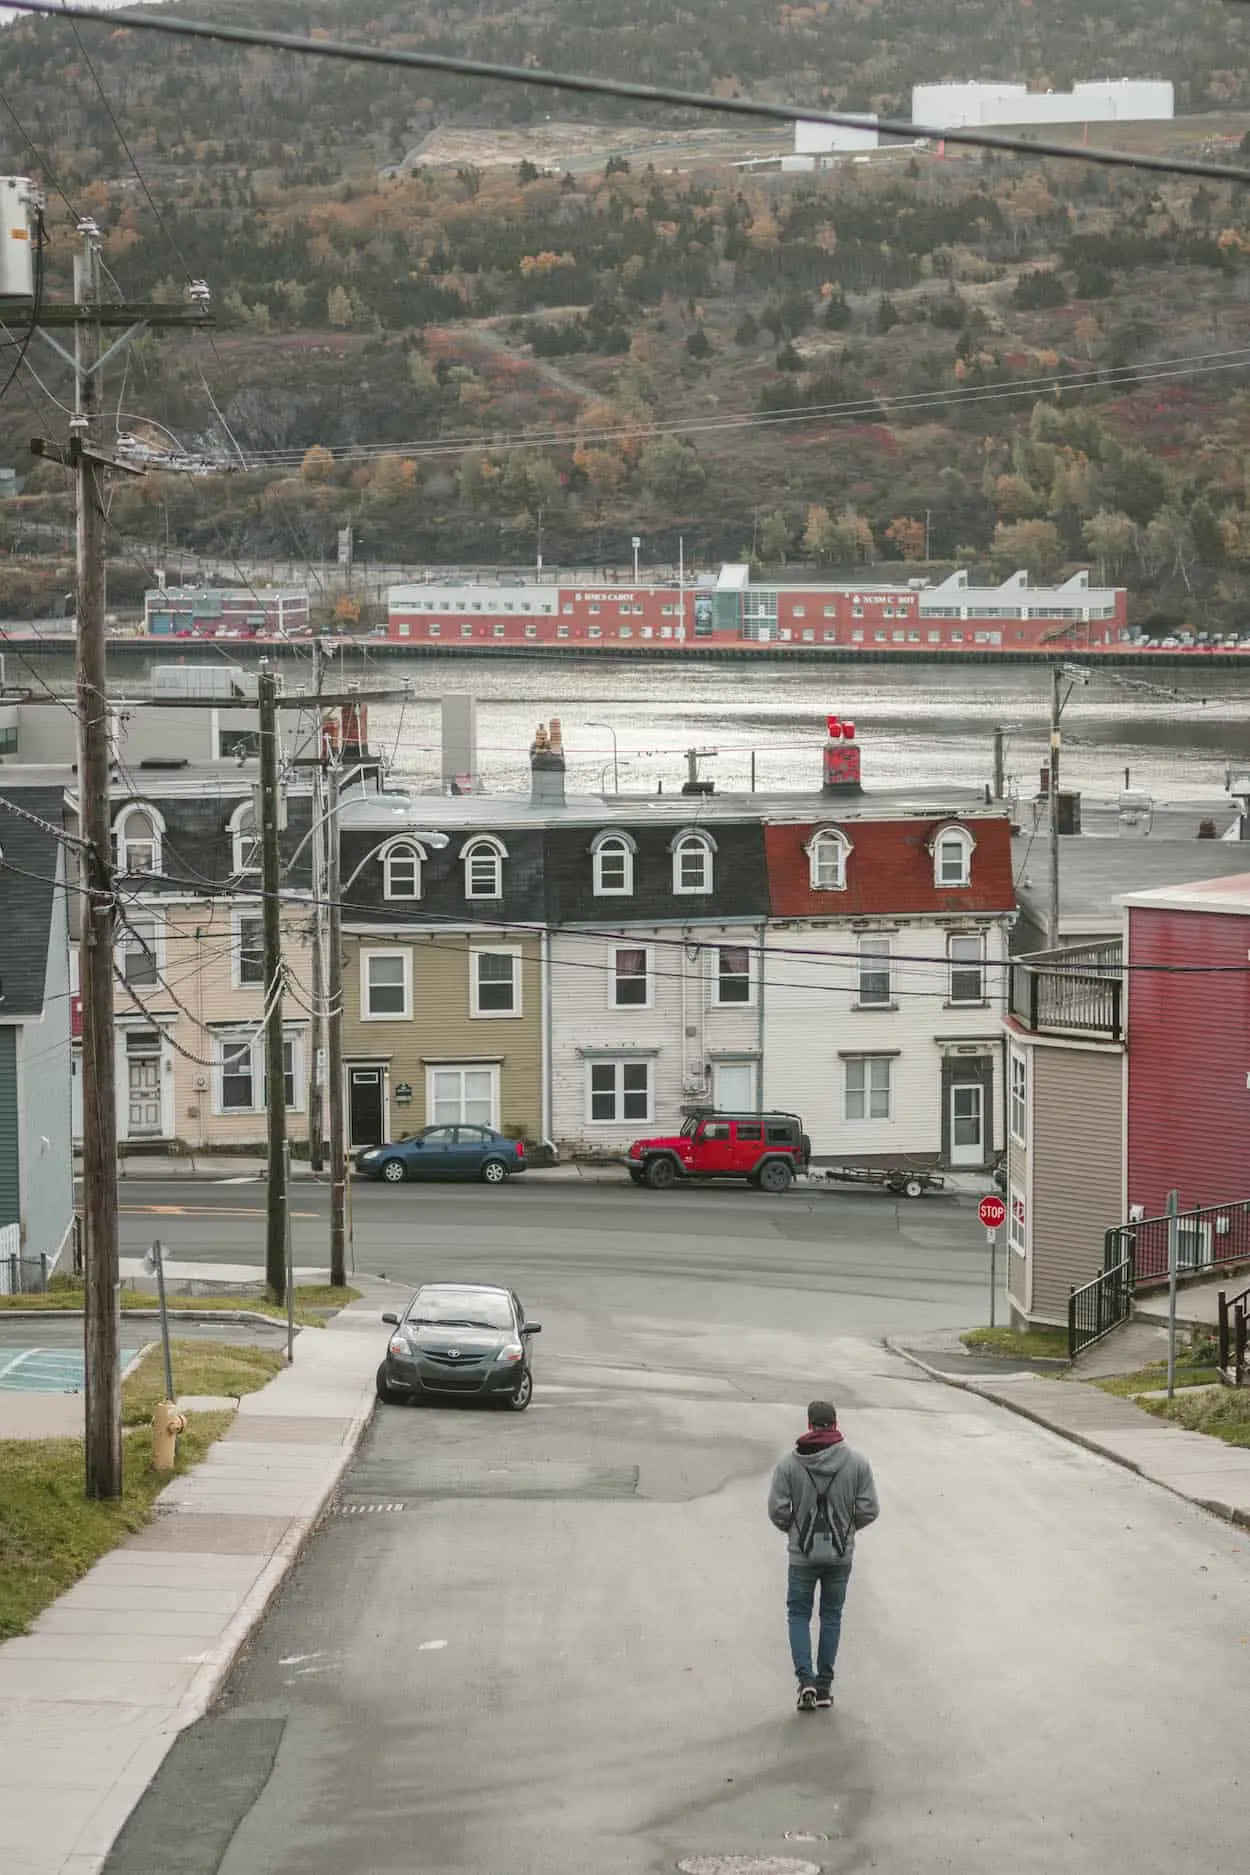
818;1164;947;1200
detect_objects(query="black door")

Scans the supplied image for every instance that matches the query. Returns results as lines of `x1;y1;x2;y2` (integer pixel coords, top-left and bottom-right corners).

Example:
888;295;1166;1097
349;1068;385;1147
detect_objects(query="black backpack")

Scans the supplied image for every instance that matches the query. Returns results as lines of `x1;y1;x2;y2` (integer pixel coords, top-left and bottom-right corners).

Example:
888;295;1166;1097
799;1470;850;1558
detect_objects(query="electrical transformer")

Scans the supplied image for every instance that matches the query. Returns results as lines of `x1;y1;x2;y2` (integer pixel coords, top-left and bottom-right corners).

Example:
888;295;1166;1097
0;176;37;301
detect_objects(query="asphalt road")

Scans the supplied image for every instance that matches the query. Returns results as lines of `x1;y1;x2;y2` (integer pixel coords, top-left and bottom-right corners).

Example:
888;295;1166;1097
118;1178;1001;1341
104;1282;1250;1875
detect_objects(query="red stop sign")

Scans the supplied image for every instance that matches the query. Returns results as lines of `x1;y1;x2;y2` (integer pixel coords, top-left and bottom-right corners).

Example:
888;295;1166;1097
979;1194;1007;1230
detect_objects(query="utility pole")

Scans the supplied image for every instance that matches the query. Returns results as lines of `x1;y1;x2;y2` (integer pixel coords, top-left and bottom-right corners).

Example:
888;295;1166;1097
1047;664;1062;948
992;724;1006;802
73;228;121;1501
326;761;346;1288
306;641;326;1172
28;207;213;1500
258;667;288;1302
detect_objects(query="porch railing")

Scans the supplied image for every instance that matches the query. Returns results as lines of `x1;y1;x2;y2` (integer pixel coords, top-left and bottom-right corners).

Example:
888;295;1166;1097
1105;1197;1250;1289
1009;942;1123;1040
1068;1257;1133;1359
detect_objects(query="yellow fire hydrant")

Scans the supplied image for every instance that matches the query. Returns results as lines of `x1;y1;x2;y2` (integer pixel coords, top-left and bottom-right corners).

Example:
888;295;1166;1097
151;1400;186;1472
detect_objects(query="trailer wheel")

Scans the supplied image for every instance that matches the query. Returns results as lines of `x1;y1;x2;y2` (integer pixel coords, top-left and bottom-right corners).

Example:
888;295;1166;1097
903;1177;925;1200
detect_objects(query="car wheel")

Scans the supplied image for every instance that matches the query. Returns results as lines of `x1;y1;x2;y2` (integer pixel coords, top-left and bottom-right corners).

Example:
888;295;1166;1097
904;1177;924;1200
506;1369;533;1411
480;1157;508;1184
758;1159;793;1194
376;1364;406;1405
380;1158;407;1184
644;1156;678;1190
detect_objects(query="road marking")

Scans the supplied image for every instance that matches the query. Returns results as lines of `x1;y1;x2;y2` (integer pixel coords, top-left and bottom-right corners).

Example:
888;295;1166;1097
417;1639;448;1652
121;1204;319;1219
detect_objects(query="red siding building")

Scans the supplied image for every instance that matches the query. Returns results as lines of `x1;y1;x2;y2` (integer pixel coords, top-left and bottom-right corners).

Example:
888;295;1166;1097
1124;875;1250;1218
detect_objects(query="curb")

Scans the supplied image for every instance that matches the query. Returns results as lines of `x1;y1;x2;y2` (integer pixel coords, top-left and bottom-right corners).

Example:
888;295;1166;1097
0;1308;294;1329
887;1338;1250;1533
172;1382;375;1731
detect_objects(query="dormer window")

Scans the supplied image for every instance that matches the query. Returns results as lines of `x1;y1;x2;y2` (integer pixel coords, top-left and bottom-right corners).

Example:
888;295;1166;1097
114;804;163;876
382;839;425;901
806;827;850;891
671;829;715;895
461;834;506;901
591;830;635;897
934;825;975;888
228;799;261;876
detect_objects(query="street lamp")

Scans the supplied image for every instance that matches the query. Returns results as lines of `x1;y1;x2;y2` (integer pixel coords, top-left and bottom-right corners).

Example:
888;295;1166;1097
586;720;619;793
631;535;641;583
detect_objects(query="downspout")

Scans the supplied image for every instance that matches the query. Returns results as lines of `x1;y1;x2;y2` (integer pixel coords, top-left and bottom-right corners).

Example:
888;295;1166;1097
680;929;689;1109
756;917;766;1111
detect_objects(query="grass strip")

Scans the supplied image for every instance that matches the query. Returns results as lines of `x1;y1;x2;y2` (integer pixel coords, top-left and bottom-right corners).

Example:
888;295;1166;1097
961;1325;1070;1360
121;1339;286;1425
0;1284;359;1327
1141;1386;1250;1446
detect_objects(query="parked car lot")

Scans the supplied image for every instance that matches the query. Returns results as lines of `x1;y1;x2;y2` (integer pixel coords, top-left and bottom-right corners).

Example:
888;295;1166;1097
354;1124;527;1184
376;1282;541;1409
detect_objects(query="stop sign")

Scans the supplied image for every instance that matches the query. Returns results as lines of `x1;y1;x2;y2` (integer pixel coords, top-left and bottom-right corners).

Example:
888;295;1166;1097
978;1194;1007;1230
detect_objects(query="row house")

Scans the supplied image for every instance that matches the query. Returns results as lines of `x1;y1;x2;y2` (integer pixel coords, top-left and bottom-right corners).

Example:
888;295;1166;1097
335;721;1016;1166
1003;872;1250;1327
66;767;318;1151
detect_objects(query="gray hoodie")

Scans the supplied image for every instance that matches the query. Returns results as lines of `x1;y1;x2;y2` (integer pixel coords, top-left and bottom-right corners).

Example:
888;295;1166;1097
768;1434;879;1564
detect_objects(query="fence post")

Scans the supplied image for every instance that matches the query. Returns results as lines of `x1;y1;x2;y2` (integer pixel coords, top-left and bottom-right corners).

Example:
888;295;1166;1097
1166;1189;1180;1400
1218;1290;1229;1375
1067;1285;1076;1362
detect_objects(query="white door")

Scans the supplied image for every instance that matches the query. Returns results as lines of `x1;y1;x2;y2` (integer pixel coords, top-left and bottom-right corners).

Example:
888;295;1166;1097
127;1054;163;1137
712;1061;756;1112
949;1082;984;1167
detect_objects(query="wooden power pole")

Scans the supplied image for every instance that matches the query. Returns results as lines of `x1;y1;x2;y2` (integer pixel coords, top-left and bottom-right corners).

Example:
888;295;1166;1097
258;667;289;1301
326;761;347;1288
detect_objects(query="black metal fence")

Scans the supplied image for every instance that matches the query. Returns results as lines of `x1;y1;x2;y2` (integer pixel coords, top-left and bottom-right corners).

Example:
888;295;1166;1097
1105;1197;1250;1289
0;1251;52;1296
1010;943;1123;1039
1218;1284;1249;1387
1068;1257;1133;1359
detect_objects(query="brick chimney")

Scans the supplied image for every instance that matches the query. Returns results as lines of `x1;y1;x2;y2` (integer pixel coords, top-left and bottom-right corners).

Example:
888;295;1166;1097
530;716;566;807
822;715;863;795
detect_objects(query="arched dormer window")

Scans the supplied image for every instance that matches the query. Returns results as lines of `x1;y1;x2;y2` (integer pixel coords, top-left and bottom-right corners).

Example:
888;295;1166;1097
113;803;164;876
382;839;425;902
933;823;975;889
461;834;507;901
590;829;636;897
228;799;261;877
806;827;851;892
670;828;716;896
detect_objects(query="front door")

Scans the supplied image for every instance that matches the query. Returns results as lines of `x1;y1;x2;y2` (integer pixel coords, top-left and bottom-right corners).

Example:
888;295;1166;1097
125;1035;163;1138
349;1067;385;1147
713;1061;757;1112
949;1081;985;1167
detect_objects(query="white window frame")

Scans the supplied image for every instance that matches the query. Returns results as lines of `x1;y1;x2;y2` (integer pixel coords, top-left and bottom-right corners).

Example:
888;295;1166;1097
844;1055;893;1122
585;1056;653;1125
948;932;987;1005
426;1062;500;1128
1009;1048;1028;1145
711;943;755;1008
806;828;851;892
360;946;412;1020
461;835;507;901
1009;1186;1027;1256
117;912;165;988
671;830;715;896
213;1028;303;1115
228;798;260;877
231;906;266;990
610;943;653;1011
381;838;425;902
113;803;164;877
471;946;522;1018
591;830;636;897
856;935;892;1007
934;824;975;888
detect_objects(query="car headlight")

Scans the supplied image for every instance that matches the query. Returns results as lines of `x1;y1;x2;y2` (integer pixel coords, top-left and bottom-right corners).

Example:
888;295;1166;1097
495;1343;523;1364
388;1335;408;1356
359;1149;381;1161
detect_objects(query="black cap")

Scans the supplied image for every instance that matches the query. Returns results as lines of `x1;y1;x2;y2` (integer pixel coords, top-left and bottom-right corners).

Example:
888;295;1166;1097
807;1400;837;1428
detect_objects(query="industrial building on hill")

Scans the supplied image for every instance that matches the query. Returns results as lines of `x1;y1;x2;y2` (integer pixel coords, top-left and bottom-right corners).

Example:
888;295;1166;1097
912;79;1174;132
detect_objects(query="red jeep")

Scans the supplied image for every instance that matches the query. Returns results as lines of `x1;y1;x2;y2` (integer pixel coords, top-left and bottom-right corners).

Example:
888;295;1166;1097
626;1110;810;1193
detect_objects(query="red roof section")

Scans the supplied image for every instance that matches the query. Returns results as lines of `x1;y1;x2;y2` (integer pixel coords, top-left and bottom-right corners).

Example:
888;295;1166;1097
765;816;1016;917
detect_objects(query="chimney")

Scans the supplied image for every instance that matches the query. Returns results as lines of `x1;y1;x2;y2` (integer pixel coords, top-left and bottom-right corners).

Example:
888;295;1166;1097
822;715;863;795
531;716;566;807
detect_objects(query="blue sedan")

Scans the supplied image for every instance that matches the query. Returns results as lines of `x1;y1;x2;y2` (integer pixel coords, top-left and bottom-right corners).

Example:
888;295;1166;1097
354;1124;528;1185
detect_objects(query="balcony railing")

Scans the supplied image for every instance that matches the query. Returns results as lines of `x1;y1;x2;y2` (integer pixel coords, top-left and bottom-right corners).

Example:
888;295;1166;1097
1009;941;1123;1040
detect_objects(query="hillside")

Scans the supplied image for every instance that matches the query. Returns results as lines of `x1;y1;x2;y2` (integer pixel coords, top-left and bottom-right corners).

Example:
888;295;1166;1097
2;2;1250;625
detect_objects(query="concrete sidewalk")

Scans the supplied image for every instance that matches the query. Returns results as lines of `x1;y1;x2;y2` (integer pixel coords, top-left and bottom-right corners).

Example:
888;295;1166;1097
895;1341;1250;1530
0;1291;383;1875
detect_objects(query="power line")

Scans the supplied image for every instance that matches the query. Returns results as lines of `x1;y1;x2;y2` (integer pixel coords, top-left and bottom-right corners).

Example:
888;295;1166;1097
5;2;1250;185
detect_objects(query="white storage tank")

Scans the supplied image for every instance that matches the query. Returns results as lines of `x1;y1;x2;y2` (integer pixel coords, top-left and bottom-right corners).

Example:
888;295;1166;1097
0;176;36;301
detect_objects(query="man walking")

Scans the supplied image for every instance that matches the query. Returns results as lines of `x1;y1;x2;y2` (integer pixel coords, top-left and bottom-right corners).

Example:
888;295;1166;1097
768;1400;878;1711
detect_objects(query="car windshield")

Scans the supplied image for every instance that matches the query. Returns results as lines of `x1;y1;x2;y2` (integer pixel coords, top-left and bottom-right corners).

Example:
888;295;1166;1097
408;1290;513;1331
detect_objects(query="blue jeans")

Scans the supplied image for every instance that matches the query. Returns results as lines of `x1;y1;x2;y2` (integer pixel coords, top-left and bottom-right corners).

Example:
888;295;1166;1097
787;1559;852;1692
